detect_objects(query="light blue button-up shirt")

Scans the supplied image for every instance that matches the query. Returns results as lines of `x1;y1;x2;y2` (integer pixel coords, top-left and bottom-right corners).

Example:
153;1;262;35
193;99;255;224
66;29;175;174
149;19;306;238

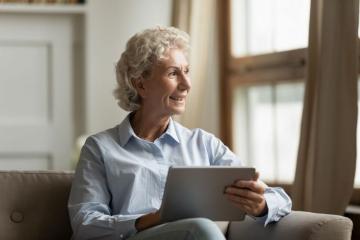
68;115;292;240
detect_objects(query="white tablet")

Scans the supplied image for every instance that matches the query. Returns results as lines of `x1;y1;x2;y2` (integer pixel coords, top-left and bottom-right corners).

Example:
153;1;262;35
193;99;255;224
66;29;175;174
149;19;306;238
160;166;256;222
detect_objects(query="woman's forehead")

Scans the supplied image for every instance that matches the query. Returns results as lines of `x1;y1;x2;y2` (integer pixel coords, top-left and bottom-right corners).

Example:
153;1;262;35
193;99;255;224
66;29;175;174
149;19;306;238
158;49;189;67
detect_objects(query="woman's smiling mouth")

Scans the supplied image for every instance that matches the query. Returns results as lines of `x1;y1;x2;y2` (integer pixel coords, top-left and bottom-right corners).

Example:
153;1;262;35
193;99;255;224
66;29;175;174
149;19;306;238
169;96;186;102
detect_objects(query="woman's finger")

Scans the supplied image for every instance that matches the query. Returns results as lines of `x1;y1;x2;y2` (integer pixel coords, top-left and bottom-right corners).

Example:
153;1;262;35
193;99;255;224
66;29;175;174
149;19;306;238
227;199;256;216
225;187;264;203
226;194;266;216
225;194;256;208
232;180;265;194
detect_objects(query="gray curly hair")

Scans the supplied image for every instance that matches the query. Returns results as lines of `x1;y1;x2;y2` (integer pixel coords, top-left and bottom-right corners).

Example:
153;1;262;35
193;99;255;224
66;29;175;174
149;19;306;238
114;26;190;112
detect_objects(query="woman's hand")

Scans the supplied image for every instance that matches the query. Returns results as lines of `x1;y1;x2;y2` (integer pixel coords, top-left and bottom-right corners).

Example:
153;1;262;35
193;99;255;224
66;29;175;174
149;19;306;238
135;211;161;232
224;172;268;217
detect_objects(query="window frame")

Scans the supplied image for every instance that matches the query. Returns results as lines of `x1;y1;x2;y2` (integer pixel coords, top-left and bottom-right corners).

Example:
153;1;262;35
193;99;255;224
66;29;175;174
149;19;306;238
218;0;360;200
219;0;306;148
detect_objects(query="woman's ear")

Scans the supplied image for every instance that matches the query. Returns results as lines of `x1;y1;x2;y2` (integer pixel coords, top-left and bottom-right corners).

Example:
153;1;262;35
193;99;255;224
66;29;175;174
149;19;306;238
132;77;146;98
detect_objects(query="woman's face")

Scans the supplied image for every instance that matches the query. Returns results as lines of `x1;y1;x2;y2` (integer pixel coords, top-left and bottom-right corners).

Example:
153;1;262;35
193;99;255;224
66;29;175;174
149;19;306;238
138;48;191;117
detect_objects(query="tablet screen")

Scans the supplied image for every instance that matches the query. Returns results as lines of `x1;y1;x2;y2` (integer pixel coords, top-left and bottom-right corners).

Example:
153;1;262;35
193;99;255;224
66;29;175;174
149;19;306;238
160;166;256;222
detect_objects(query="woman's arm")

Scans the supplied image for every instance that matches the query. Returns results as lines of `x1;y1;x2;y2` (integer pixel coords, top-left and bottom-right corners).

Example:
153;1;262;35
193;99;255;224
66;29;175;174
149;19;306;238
68;137;141;239
224;171;268;217
135;211;161;231
204;131;292;225
224;170;292;226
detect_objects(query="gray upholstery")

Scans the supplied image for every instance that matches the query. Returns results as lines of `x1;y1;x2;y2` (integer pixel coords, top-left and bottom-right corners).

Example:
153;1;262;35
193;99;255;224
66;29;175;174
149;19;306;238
227;212;353;240
0;171;353;240
0;171;74;240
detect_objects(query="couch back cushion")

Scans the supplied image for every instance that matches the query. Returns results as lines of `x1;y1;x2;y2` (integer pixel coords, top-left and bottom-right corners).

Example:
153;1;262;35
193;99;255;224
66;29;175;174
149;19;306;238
0;171;74;240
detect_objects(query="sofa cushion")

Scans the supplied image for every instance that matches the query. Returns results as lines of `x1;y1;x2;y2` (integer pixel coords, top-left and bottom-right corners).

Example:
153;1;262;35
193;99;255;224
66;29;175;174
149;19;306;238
227;211;353;240
0;171;74;240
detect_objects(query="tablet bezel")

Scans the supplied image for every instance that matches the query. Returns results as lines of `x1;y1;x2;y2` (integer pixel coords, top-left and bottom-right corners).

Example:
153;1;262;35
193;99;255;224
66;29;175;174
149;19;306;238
160;166;256;222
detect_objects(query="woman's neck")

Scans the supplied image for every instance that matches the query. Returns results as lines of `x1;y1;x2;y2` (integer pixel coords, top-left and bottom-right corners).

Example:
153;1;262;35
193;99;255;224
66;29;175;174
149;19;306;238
130;110;170;142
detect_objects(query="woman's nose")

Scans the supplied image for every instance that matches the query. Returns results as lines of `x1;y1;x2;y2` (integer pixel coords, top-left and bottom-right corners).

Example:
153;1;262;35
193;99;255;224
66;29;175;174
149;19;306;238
179;72;191;91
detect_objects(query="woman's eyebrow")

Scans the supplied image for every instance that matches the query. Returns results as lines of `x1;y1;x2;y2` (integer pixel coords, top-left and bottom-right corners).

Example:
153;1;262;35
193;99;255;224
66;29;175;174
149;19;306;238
166;65;180;69
165;65;189;70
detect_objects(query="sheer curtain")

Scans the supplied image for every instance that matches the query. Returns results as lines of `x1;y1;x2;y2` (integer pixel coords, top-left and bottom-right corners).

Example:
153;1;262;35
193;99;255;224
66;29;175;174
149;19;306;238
172;0;216;129
293;0;359;214
172;0;229;233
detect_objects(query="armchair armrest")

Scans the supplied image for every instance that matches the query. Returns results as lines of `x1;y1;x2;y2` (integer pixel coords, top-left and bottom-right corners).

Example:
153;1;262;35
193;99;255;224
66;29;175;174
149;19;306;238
227;211;353;240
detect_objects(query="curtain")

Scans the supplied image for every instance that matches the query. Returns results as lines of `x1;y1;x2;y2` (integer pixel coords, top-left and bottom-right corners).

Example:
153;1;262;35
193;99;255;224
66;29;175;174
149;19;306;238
172;0;216;129
172;0;228;232
293;0;359;214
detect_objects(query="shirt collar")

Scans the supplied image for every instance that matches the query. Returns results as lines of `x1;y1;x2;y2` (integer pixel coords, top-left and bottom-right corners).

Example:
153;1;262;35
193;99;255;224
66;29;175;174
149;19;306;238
164;117;180;144
118;113;180;146
118;114;135;147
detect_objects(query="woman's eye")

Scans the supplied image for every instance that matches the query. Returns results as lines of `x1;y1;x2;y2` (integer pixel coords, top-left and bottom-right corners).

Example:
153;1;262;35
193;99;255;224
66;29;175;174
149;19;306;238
169;72;177;77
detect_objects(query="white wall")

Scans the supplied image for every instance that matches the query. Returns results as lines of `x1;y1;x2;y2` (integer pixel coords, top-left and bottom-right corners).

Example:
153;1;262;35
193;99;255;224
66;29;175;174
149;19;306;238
85;0;221;138
85;0;173;134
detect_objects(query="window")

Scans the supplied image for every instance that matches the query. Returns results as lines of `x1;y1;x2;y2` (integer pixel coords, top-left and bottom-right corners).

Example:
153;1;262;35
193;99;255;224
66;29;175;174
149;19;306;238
219;0;309;184
233;82;304;183
231;0;310;57
220;0;360;190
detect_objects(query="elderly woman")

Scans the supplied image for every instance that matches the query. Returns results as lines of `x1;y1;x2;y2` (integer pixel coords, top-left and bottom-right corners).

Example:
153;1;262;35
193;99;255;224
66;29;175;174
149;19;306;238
68;26;291;240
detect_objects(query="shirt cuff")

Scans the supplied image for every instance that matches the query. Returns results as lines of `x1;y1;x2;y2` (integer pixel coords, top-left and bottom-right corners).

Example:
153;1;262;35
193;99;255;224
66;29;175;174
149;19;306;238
250;200;268;225
252;188;278;226
114;216;140;239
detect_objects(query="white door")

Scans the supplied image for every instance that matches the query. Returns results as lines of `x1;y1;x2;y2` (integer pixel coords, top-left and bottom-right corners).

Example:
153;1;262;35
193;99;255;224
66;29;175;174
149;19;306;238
0;13;75;170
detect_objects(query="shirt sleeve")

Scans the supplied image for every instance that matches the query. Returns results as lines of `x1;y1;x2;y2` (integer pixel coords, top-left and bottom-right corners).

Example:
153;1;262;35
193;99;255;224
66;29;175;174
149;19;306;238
68;137;141;240
203;130;292;226
253;187;292;226
201;130;243;166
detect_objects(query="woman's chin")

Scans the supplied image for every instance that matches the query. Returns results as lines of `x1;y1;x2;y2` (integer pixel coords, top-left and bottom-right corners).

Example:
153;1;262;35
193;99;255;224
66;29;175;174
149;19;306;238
170;107;185;115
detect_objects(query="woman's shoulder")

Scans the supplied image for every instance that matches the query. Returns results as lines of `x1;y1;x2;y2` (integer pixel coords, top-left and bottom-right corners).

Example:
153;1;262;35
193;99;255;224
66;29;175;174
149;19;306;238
172;120;218;141
84;125;120;148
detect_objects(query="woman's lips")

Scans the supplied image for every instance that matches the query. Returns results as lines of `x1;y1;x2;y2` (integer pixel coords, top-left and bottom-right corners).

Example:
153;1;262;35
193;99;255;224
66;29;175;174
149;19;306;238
169;96;186;102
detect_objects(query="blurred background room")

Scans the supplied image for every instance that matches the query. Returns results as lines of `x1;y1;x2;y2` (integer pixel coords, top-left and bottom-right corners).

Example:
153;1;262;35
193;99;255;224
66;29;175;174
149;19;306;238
1;0;360;238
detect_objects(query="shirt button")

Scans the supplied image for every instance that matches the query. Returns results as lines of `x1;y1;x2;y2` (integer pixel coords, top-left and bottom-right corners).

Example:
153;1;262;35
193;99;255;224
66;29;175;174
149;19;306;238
120;234;123;239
